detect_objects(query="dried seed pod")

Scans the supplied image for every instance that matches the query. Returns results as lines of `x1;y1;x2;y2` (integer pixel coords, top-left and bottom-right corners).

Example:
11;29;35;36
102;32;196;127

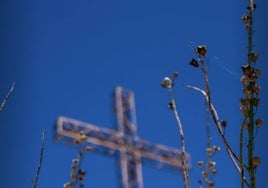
212;169;217;175
255;118;263;128
168;101;175;109
241;64;252;75
253;85;261;94
197;161;204;168
240;75;249;86
242;15;249;23
78;169;86;175
240;105;249;116
197;45;207;56
70;172;77;180
206;147;213;156
208;181;214;188
221;120;227;128
189;58;199;67
243;88;252;99
240;98;249;106
208;161;216;169
161;77;172;88
85;146;93;152
213;145;221;152
202;171;208;178
172;72;179;79
64;182;73;188
72;159;79;164
251;156;261;168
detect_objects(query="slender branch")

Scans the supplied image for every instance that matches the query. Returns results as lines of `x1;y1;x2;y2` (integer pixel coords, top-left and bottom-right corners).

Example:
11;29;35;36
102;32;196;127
168;87;191;188
32;130;46;188
186;85;250;187
0;82;16;112
240;119;245;188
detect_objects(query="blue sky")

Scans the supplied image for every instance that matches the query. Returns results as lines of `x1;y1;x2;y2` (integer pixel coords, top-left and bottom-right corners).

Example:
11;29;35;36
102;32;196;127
1;0;268;187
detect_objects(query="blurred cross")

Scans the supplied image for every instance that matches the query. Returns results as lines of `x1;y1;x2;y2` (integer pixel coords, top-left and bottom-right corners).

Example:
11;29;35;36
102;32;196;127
55;86;191;188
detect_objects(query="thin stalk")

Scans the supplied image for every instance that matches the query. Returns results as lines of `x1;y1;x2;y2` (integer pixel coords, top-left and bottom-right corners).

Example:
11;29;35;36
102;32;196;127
32;130;46;188
168;87;190;188
0;82;15;112
240;119;246;188
186;85;250;187
201;57;213;186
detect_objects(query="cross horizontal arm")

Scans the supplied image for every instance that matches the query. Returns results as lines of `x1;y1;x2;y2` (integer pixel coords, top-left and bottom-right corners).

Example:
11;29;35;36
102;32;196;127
55;116;191;173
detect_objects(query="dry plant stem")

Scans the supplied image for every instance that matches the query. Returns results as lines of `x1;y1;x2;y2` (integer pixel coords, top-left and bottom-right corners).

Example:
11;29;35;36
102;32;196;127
0;82;15;112
32;130;46;188
200;57;213;186
246;3;256;188
168;87;190;188
186;85;250;187
240;119;245;188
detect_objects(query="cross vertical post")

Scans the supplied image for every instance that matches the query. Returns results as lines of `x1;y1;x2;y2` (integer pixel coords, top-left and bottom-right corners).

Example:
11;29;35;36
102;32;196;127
114;87;142;188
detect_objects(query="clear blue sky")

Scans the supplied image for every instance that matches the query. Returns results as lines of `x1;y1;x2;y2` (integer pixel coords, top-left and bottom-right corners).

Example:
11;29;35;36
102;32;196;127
1;0;267;187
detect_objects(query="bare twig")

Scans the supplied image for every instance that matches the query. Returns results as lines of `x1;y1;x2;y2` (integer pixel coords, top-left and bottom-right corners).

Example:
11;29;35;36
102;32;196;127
168;87;191;188
186;85;250;187
32;130;46;188
0;82;16;112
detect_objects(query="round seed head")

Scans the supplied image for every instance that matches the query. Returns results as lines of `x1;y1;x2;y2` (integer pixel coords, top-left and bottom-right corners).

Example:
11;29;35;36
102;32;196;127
242;15;249;24
197;45;207;56
161;77;172;88
197;161;204;168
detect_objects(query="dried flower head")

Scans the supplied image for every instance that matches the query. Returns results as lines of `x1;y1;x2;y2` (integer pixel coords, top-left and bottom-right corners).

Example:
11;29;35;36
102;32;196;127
161;77;172;88
242;15;249;23
197;45;207;56
241;64;252;76
72;159;79;164
197;161;204;168
172;72;179;79
255;118;263;128
251;156;261;168
190;58;199;67
208;161;216;169
213;145;221;152
206;147;213;156
253;85;261;94
212;169;217;175
242;88;252;99
202;171;208;178
208;181;214;188
240;75;250;86
240;105;249;116
64;182;73;188
240;98;249;106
